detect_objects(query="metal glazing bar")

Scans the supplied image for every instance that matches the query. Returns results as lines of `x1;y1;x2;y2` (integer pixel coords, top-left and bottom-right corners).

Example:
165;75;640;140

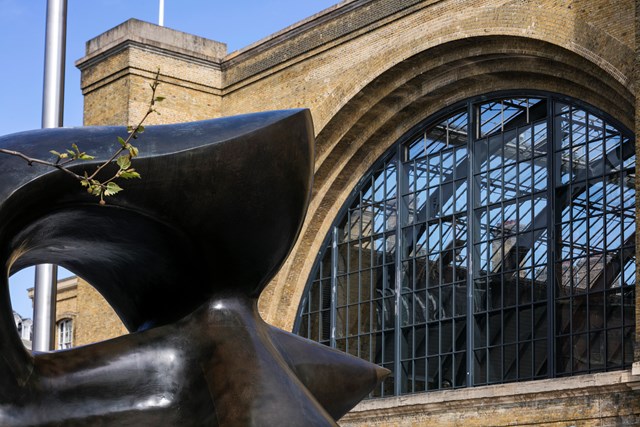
395;152;409;395
547;97;556;377
466;101;476;387
330;227;338;348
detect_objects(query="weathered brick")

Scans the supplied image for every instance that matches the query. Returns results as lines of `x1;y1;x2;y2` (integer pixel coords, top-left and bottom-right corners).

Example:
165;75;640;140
71;1;640;425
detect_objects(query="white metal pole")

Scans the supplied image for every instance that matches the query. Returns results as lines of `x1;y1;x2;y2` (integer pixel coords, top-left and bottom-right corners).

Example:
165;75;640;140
42;0;66;129
159;0;165;26
34;0;67;352
33;265;58;351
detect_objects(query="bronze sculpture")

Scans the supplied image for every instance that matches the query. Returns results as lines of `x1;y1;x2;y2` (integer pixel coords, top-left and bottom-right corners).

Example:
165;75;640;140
0;109;388;426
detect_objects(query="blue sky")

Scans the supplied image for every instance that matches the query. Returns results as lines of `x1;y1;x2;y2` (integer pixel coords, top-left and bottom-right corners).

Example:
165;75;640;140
1;0;338;318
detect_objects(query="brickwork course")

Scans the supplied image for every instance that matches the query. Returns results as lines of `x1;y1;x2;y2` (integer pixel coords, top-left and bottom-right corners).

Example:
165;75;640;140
28;276;127;348
71;0;640;424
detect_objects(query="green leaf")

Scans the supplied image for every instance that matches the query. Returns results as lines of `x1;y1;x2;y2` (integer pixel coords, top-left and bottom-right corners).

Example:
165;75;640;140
79;153;95;160
80;179;90;187
71;143;80;153
117;155;131;170
89;184;102;196
136;125;145;134
59;153;68;159
104;182;123;196
50;150;61;157
155;96;165;102
120;169;141;179
129;145;139;157
117;136;127;147
66;149;76;157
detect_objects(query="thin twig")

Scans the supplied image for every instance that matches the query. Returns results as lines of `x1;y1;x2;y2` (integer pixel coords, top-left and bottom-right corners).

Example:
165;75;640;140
0;148;84;180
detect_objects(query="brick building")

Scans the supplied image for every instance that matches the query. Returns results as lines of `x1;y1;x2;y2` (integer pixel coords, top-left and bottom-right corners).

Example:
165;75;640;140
63;0;640;424
28;276;127;349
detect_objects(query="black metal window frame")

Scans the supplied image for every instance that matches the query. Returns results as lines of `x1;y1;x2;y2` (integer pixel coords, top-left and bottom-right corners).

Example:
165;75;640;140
295;91;636;397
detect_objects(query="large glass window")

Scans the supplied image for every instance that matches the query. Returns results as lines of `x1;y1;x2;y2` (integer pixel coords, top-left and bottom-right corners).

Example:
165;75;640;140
295;94;636;397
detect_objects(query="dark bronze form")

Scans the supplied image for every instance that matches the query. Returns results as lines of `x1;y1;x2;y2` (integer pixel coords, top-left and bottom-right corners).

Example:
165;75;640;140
0;110;388;426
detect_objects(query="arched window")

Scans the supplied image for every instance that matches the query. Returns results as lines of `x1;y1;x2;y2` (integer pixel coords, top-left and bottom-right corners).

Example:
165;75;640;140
57;318;73;350
295;94;636;397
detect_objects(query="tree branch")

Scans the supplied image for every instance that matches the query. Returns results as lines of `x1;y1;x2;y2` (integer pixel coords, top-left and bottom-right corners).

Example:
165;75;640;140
0;69;163;204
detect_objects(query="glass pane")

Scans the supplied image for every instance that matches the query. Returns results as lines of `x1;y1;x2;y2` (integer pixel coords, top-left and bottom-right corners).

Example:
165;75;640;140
297;95;634;398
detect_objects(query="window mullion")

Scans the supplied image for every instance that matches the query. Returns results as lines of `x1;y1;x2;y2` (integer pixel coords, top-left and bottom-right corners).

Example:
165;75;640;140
547;97;556;378
394;149;408;395
466;101;477;387
330;226;338;348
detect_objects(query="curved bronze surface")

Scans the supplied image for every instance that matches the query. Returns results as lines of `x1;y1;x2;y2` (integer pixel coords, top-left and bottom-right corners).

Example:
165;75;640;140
0;109;388;426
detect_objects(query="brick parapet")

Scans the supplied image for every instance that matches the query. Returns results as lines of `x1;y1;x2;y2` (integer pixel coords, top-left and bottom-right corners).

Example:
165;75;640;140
221;0;635;140
77;19;225;126
221;0;433;89
77;0;636;130
80;18;226;65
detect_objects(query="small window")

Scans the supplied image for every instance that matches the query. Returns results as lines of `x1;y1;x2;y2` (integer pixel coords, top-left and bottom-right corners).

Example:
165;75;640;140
57;318;73;350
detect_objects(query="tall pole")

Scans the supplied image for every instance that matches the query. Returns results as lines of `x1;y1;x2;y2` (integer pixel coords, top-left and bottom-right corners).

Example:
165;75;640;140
159;0;165;26
33;0;67;352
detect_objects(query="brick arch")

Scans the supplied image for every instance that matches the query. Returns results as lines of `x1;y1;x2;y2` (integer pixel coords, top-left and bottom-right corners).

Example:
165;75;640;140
259;33;634;330
296;1;633;135
223;2;632;137
314;36;632;175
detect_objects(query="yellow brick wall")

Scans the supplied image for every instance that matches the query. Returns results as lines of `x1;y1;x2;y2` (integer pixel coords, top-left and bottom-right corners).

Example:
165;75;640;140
74;278;128;346
82;75;131;126
79;19;224;126
76;0;637;331
46;277;127;348
73;1;640;425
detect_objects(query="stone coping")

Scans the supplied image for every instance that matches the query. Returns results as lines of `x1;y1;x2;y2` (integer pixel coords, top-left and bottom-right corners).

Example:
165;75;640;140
75;0;426;85
346;370;640;417
225;0;357;60
27;276;78;297
77;19;227;70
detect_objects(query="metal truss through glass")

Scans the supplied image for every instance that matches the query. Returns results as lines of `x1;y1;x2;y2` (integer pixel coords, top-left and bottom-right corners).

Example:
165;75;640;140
295;93;636;397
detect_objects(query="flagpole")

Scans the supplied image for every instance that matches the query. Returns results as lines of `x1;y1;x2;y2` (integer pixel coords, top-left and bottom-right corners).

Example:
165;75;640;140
159;0;165;26
33;0;67;352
